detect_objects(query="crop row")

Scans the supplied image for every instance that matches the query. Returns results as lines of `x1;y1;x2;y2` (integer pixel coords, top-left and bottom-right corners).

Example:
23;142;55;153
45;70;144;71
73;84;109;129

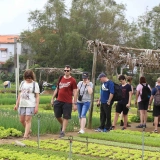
0;147;67;160
22;139;160;160
0;126;22;138
79;131;160;147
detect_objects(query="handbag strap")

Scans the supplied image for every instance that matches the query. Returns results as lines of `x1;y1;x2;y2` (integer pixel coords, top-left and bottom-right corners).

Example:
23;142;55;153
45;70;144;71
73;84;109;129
79;82;87;96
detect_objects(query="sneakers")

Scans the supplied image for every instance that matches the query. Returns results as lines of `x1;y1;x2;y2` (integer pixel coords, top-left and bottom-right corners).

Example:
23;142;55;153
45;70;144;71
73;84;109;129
136;124;143;128
59;131;65;138
78;130;85;134
143;124;147;128
152;130;158;133
121;127;126;130
120;120;124;126
95;128;103;132
103;128;110;132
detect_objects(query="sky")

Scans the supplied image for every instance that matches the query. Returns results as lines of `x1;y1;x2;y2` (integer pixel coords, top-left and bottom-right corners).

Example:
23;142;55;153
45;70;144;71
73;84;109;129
0;0;159;35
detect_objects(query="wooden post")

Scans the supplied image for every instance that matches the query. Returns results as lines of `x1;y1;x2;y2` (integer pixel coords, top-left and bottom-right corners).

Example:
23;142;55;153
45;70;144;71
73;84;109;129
87;43;98;128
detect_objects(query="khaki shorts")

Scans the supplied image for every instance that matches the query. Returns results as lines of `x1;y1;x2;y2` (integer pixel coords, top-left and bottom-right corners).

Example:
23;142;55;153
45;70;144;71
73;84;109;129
18;107;35;116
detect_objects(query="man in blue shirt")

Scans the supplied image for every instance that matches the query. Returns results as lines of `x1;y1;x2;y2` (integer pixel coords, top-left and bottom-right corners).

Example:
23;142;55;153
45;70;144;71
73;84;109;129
149;77;160;133
95;73;114;132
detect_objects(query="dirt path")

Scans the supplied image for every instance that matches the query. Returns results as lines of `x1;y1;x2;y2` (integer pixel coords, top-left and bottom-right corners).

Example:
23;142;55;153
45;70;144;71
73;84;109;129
0;122;157;145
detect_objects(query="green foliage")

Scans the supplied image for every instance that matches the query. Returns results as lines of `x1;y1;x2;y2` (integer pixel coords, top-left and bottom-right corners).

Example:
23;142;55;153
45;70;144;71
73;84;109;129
0;126;22;138
130;115;154;122
42;103;53;110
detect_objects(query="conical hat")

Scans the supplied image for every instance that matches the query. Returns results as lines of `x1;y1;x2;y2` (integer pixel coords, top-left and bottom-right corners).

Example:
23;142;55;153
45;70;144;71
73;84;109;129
3;81;8;85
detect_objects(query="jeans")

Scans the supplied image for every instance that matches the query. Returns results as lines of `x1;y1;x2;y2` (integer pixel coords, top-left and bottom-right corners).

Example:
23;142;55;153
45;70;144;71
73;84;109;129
99;102;113;130
77;102;90;118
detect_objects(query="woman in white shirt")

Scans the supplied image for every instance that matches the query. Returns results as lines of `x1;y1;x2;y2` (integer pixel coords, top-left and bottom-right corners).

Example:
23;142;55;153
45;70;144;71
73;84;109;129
14;69;40;138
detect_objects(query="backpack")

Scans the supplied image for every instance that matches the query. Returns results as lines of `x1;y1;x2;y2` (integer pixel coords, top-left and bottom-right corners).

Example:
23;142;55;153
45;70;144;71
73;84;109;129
154;87;160;106
55;75;63;98
112;83;122;101
20;81;35;93
141;84;151;101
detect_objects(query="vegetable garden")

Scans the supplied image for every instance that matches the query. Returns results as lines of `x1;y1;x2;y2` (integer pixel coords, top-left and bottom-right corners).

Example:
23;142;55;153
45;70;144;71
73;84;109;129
0;86;159;160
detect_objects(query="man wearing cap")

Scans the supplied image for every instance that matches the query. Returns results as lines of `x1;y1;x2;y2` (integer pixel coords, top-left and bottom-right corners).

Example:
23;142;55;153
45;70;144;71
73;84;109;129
95;73;114;132
77;72;93;134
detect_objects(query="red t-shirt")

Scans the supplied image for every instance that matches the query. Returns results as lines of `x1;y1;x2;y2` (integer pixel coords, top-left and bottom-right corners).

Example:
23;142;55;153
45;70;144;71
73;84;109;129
57;76;77;103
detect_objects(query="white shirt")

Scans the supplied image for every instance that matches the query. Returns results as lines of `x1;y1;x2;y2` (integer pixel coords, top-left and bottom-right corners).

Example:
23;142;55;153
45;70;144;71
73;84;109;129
19;81;39;107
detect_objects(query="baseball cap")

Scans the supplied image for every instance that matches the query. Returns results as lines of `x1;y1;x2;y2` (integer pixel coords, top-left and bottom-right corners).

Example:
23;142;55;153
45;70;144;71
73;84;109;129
82;72;89;79
97;73;106;80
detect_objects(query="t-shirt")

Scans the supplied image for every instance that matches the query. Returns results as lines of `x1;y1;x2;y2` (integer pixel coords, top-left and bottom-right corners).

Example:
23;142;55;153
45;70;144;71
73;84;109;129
57;76;77;103
136;83;151;102
77;81;93;103
100;80;114;103
118;84;131;104
151;85;160;96
19;81;40;107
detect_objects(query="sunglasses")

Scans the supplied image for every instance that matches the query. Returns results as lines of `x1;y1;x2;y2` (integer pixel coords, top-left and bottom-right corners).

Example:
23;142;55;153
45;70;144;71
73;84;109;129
64;70;70;72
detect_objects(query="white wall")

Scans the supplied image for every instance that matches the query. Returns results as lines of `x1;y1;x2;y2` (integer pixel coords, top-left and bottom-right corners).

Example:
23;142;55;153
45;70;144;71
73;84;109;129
0;43;21;62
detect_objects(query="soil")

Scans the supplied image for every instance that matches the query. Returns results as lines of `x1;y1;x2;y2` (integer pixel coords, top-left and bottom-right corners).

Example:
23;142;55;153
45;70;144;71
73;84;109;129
0;122;157;145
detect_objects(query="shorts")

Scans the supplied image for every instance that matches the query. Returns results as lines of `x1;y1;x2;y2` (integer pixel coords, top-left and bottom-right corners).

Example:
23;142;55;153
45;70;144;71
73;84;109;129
138;101;149;110
53;100;72;119
77;102;90;118
116;103;129;115
153;105;160;117
18;107;35;116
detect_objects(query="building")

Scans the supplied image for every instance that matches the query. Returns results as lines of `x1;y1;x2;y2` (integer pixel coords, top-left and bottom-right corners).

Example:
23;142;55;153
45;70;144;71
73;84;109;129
0;35;21;64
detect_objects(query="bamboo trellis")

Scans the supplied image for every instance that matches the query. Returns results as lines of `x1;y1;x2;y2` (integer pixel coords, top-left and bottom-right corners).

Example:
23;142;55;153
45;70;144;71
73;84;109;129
87;40;160;74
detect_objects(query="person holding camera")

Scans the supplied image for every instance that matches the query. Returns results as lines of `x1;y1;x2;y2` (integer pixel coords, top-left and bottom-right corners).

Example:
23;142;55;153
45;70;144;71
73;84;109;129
77;72;93;134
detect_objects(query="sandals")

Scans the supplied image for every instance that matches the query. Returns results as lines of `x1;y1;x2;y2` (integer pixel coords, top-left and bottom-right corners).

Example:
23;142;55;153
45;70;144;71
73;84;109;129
22;136;30;140
152;130;158;133
23;129;32;139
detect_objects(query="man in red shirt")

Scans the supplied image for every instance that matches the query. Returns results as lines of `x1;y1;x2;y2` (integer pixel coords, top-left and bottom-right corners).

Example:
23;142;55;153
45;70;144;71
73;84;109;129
51;65;77;138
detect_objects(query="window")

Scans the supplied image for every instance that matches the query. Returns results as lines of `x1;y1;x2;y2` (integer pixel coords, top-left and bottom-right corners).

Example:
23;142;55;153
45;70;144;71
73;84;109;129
1;51;7;58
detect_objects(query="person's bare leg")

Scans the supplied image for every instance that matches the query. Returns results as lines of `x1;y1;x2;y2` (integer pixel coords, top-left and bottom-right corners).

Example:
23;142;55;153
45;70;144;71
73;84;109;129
24;116;32;137
62;119;68;132
140;110;144;124
57;117;63;126
154;117;158;131
123;114;128;128
19;115;26;128
80;118;86;131
120;112;123;121
112;112;120;127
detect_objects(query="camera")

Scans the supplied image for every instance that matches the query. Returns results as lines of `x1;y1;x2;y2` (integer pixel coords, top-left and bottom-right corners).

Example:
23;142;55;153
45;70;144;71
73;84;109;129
78;95;83;101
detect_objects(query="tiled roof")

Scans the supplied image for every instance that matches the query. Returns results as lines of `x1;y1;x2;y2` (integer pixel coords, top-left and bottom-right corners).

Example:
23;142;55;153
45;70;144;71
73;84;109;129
0;48;7;51
0;35;19;43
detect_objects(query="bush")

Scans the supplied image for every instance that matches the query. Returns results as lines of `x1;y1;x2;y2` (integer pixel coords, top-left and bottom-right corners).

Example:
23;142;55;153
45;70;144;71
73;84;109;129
130;115;154;122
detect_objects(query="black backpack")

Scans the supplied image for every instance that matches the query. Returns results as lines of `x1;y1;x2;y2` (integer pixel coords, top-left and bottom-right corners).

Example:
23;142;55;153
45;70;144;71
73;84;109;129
141;84;151;101
154;87;160;106
112;83;122;101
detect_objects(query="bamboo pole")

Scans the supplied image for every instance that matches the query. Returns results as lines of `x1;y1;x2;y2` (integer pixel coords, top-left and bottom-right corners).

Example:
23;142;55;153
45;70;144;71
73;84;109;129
101;43;160;53
87;43;98;129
